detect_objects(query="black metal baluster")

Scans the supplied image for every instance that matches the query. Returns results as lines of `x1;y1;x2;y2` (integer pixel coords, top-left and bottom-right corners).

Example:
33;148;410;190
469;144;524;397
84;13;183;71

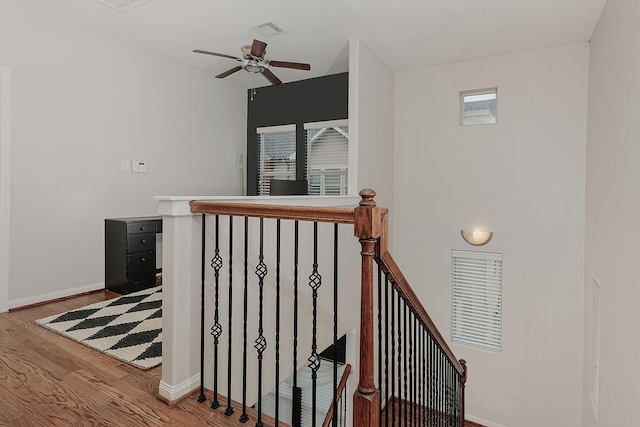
428;334;434;426
415;319;419;426
275;219;281;426
308;222;322;427
438;350;443;427
225;216;235;417
292;221;301;427
210;215;223;410
385;275;390;427
254;218;268;427
419;326;423;427
378;265;383;427
408;309;413;426
198;214;207;403
240;217;249;423
403;302;408;427
333;223;339;427
398;294;402;427
391;287;396;427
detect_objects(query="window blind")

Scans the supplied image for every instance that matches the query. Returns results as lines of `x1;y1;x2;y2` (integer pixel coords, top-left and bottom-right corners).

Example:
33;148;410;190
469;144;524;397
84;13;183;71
451;250;502;351
257;124;296;195
304;120;348;196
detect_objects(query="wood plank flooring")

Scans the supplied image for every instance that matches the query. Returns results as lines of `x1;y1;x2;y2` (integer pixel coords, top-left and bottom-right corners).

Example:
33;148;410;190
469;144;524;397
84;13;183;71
0;290;276;427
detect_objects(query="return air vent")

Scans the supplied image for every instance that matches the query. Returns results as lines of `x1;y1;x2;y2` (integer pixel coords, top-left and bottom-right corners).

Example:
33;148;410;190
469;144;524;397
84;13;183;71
251;21;287;37
94;0;153;13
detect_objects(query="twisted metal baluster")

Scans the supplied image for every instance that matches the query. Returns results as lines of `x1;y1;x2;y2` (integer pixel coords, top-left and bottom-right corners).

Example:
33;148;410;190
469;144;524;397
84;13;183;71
240;217;249;423
210;215;223;409
308;222;322;427
254;218;268;427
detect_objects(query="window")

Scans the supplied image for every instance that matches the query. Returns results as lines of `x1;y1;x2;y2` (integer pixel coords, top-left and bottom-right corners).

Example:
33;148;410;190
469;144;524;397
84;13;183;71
451;250;502;351
257;124;296;195
592;274;601;410
461;88;497;125
304;120;349;196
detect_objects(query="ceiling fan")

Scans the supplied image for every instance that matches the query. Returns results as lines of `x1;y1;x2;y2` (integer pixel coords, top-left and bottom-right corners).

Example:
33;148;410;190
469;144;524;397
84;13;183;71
193;39;311;85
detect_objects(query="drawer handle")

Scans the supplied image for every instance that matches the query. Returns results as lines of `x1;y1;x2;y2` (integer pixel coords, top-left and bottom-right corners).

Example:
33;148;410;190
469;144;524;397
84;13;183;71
140;226;146;231
140;239;146;244
140;257;146;262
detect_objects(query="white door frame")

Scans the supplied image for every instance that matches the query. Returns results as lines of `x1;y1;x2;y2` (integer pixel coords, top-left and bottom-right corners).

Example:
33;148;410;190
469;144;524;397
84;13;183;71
0;65;11;313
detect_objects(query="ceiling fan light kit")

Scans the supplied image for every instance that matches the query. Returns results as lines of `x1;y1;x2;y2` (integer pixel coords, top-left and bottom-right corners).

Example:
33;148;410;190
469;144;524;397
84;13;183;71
193;39;310;86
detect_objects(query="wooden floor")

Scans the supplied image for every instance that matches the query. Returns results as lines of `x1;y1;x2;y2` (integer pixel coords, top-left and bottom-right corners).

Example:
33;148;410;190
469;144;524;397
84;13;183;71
0;290;276;427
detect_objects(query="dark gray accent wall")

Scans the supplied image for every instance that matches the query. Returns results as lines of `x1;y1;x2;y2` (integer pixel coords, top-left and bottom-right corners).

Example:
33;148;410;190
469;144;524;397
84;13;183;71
246;72;348;195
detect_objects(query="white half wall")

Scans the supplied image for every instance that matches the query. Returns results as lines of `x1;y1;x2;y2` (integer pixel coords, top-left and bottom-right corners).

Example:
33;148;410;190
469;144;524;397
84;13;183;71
583;0;640;425
394;44;589;427
0;1;246;306
348;38;395;212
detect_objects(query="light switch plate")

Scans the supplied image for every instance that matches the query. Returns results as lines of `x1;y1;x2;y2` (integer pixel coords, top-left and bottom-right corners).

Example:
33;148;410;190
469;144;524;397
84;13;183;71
132;160;148;173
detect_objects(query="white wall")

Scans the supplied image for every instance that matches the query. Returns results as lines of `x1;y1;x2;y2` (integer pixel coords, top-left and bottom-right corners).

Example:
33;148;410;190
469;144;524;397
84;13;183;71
0;0;246;307
394;44;589;427
583;0;640;425
348;38;395;212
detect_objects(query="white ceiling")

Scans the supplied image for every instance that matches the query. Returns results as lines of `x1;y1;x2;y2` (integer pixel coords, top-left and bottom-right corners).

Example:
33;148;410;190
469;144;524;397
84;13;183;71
19;0;607;88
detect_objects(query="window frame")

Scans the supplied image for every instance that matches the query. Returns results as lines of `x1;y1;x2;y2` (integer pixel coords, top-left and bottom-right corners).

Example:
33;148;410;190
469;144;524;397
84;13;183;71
256;124;297;196
460;87;498;126
304;119;349;196
451;249;503;352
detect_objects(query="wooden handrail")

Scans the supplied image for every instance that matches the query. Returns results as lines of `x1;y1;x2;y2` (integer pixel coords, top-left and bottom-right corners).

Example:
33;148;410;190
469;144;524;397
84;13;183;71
321;364;352;427
377;251;465;377
189;200;356;224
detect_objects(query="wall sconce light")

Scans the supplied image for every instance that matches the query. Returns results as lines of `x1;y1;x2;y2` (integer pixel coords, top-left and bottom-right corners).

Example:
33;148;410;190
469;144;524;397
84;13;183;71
460;230;494;246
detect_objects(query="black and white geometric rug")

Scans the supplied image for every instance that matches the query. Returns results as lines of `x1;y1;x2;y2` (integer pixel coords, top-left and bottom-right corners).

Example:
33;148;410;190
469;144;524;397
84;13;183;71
36;286;162;370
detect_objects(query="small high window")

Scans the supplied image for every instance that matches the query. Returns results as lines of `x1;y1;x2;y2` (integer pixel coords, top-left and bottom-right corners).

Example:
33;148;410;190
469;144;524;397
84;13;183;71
461;88;497;125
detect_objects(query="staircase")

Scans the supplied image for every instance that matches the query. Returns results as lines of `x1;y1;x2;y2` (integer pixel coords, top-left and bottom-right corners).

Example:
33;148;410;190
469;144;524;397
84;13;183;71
164;189;466;426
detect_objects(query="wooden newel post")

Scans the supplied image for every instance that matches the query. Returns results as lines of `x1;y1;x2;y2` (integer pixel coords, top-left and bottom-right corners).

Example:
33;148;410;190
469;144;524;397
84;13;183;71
353;189;383;427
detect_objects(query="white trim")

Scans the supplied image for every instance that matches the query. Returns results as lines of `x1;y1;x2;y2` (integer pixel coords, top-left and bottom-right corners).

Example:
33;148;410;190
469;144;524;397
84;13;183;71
9;281;105;310
0;65;11;313
303;119;348;129
159;374;200;402
466;414;508;427
256;123;296;134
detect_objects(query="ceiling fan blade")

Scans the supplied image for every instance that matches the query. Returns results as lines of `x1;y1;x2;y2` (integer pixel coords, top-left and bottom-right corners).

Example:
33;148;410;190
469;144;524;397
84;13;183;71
251;39;267;58
216;66;243;79
269;60;311;71
262;68;282;85
193;49;240;61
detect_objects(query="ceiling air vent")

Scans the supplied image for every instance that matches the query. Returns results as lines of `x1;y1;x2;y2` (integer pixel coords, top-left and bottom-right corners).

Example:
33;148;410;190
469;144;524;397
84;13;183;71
94;0;153;13
251;21;287;38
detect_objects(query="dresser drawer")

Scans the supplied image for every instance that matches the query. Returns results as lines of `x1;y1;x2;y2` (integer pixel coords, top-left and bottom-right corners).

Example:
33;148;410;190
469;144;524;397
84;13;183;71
127;232;156;253
127;221;157;235
126;251;155;280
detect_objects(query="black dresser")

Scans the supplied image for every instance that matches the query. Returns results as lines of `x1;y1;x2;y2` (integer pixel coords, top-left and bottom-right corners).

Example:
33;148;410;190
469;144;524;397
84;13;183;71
105;216;162;294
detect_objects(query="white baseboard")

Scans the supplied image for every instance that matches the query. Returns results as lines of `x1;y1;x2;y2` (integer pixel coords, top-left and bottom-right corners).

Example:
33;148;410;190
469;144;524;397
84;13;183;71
9;281;106;310
467;414;508;427
159;374;200;402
